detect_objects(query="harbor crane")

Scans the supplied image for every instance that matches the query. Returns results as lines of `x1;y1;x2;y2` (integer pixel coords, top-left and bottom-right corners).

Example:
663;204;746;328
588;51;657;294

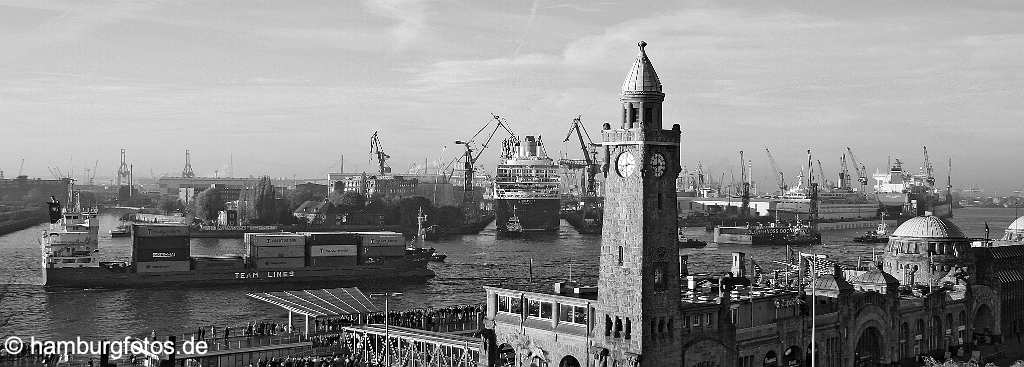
764;148;787;195
369;131;391;176
839;154;852;190
560;115;600;198
816;159;830;190
845;147;868;189
449;114;516;199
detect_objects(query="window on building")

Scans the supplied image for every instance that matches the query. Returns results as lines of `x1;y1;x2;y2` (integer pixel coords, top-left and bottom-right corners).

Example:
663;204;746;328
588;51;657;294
625;318;631;339
497;295;520;314
558;305;588;326
614;317;622;338
527;300;552;319
668;318;674;337
644;107;653;124
618;246;624;266
705;313;712;326
629;106;638;124
605;315;612;336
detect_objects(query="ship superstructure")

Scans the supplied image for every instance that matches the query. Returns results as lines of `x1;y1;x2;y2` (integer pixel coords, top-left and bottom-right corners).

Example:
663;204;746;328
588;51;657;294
493;135;561;233
40;184;100;281
873;147;952;219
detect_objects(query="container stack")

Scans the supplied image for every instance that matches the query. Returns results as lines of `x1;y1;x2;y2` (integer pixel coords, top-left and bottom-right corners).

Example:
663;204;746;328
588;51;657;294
245;233;307;269
132;224;191;273
355;232;405;263
306;233;360;267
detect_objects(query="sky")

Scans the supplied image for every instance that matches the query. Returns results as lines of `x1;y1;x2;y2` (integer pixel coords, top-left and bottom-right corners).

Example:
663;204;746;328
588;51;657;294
1;0;1022;193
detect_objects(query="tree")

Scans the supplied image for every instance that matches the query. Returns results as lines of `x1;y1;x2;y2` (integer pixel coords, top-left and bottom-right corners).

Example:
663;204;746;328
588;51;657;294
329;191;366;209
193;186;225;221
288;184;327;211
158;197;183;214
252;176;277;224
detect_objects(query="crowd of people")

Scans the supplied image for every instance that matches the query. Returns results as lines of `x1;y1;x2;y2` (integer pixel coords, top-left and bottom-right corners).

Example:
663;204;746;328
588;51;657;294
251;354;360;367
314;305;483;333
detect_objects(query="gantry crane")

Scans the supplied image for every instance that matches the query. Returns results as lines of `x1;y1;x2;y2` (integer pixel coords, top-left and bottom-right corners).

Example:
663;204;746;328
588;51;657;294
845;147;868;190
369;131;391;176
764;148;786;195
560;115;600;198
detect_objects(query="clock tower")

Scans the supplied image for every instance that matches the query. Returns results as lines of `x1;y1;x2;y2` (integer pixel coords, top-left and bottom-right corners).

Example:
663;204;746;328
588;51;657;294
593;41;682;367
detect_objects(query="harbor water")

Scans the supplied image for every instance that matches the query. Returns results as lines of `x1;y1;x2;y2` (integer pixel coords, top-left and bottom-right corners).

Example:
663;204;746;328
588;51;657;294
0;207;1019;342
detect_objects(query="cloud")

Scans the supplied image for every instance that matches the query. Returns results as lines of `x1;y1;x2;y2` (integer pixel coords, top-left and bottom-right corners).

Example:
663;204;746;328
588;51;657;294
362;0;432;51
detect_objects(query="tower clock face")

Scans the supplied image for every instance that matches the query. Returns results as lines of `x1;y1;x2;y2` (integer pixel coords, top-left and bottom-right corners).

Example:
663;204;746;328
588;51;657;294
650;153;667;177
616;151;637;177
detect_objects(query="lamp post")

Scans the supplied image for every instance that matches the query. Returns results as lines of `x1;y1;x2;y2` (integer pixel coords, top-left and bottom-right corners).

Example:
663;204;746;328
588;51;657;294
370;292;402;367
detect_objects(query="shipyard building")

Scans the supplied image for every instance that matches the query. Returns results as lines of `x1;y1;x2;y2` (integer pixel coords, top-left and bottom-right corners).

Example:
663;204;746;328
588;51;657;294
479;42;1024;367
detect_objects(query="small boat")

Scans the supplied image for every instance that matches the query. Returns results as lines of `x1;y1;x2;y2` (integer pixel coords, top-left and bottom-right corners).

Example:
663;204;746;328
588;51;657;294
678;238;708;248
109;224;130;238
678;228;708;248
853;219;889;243
406;208;446;262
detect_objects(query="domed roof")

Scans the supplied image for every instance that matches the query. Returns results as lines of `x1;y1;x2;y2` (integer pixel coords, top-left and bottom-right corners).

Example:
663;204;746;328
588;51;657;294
891;215;966;239
1008;216;1024;233
621;41;663;93
850;268;900;286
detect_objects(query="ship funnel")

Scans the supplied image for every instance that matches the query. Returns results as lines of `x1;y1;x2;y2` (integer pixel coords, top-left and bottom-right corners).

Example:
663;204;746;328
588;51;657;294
524;136;538;157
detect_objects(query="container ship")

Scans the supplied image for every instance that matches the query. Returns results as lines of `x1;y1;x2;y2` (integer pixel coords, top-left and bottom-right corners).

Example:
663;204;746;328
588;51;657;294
493;135;561;233
41;201;433;288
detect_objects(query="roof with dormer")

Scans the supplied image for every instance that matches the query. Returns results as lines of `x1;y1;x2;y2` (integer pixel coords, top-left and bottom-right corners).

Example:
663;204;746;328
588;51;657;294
621;41;663;93
850;267;900;286
891;215;966;239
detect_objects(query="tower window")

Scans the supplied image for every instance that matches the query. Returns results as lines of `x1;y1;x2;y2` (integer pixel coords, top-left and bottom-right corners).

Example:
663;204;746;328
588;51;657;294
630;106;638;124
644;107;653;124
625;318;632;339
618;246;624;266
614;317;622;338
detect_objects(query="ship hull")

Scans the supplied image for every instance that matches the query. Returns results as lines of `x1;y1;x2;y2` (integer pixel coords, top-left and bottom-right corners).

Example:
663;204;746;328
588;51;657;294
43;262;434;289
495;199;560;232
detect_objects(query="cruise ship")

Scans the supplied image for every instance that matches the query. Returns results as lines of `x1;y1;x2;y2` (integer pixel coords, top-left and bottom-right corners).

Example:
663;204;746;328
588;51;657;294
493;135;561;233
873;156;952;219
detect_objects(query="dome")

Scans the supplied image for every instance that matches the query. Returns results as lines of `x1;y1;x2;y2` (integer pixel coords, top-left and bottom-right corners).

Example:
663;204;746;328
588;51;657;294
1008;216;1024;233
621;41;663;93
891;215;966;239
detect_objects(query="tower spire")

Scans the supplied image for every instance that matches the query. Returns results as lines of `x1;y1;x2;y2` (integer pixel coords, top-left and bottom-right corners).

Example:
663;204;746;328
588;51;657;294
182;149;195;178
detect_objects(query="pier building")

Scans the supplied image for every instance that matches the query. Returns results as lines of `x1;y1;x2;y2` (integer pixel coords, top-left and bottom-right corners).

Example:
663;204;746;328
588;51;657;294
478;42;1024;367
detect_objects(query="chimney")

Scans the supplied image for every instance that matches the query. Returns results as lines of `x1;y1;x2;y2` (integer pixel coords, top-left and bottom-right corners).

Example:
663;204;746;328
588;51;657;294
732;252;746;278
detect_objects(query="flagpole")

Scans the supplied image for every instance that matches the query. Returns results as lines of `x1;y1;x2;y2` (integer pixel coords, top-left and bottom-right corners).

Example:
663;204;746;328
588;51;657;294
810;255;817;367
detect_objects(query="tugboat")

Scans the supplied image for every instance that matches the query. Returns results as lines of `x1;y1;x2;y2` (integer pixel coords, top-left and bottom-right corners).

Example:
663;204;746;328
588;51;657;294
405;208;446;262
854;219;890;243
109;223;131;238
